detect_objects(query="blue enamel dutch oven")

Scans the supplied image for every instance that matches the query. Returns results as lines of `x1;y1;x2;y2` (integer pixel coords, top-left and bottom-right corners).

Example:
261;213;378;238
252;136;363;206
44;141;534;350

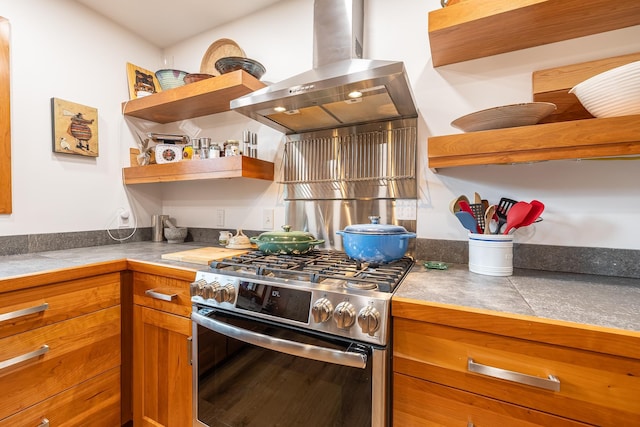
337;216;416;264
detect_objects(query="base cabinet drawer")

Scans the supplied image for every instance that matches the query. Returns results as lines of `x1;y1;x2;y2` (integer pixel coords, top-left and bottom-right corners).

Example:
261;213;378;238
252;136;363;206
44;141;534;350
0;273;120;339
0;306;121;420
393;317;640;426
0;367;121;427
393;373;589;427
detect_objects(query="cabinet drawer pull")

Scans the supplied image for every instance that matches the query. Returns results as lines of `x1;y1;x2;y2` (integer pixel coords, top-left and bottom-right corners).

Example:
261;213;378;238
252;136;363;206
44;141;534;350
145;289;177;302
0;345;50;371
0;302;49;323
467;358;560;392
37;418;50;427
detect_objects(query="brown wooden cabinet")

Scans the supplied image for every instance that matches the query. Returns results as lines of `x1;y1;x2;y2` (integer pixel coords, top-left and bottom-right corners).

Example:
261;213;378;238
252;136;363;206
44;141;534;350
132;268;195;427
121;70;274;184
392;298;640;426
0;272;122;425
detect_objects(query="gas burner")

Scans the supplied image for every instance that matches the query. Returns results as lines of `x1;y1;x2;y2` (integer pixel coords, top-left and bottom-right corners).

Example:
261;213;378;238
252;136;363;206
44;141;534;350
346;280;378;291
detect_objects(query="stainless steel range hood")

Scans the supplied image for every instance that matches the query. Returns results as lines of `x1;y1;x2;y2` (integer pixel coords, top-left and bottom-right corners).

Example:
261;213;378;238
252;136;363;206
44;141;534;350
230;0;417;135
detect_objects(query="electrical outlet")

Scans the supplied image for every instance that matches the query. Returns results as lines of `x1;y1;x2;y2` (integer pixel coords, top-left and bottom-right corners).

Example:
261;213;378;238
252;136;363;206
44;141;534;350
215;209;225;227
117;209;130;228
262;209;274;230
396;199;417;221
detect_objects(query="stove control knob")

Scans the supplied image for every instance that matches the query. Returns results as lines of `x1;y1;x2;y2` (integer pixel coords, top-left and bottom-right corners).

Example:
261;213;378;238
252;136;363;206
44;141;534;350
190;279;207;297
333;302;356;329
214;284;235;303
203;282;219;300
311;298;333;323
357;306;381;336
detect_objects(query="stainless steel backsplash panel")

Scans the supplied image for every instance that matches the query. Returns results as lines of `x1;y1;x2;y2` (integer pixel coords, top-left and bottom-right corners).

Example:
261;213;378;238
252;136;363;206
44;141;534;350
281;119;417;200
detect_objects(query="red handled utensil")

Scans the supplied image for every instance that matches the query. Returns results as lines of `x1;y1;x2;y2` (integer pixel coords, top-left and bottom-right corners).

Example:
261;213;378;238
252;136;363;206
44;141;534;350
503;201;532;234
459;201;483;233
517;200;545;228
494;197;519;234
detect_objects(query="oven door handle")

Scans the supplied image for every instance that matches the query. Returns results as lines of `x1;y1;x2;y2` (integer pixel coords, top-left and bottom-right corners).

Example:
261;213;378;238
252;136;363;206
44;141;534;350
192;311;368;369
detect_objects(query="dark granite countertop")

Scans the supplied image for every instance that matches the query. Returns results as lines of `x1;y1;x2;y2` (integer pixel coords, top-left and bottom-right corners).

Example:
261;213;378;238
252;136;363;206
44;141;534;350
1;243;638;333
397;262;640;333
0;242;207;280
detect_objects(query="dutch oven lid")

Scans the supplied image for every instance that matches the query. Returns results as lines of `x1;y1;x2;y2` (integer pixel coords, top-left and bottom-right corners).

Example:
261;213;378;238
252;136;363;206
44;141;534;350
342;216;409;235
251;225;320;243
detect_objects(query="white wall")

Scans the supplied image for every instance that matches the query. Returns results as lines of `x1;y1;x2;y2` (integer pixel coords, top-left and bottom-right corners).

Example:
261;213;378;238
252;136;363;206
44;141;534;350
1;0;639;251
0;0;163;236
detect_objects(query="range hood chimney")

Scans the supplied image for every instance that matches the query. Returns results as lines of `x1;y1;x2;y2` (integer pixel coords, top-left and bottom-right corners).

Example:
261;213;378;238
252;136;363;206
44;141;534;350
230;0;417;135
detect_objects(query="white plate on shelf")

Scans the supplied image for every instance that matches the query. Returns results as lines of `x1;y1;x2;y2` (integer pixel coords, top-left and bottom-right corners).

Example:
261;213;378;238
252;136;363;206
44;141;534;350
451;102;557;132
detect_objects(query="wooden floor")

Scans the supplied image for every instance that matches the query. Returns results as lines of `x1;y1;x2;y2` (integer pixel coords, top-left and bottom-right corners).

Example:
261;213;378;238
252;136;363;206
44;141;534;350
197;341;371;427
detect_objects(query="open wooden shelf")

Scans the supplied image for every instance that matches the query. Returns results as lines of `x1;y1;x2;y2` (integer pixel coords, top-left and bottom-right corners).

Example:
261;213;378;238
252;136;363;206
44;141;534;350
428;114;640;169
428;0;640;67
123;156;275;184
121;70;266;123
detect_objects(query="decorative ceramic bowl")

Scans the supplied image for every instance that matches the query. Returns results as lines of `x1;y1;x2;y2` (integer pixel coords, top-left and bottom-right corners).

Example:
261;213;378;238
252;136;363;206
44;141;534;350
183;73;215;84
155;69;188;90
214;57;266;80
569;60;640;118
164;227;188;244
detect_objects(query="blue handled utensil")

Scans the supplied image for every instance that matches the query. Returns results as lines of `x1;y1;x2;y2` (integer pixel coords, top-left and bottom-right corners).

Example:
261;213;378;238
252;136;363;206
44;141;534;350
455;211;479;234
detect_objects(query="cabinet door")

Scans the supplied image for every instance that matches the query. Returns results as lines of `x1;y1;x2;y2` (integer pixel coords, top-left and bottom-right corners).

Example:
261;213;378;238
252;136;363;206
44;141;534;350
133;304;192;427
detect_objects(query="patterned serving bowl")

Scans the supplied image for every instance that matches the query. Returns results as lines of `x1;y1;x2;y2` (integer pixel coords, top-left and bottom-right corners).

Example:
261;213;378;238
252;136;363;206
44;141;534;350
155;69;188;90
214;57;266;80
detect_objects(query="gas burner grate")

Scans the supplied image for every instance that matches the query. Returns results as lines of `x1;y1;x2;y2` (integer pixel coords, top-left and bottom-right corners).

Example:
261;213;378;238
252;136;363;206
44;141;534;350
208;250;413;293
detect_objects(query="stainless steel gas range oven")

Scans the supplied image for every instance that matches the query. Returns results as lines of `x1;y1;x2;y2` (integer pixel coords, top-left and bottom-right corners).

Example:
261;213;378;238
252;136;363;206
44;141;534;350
190;250;413;427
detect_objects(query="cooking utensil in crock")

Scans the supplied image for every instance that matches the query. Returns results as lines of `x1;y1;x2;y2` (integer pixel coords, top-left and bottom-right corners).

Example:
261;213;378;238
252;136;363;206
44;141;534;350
250;225;324;254
469;203;486;233
459;200;482;233
495;197;519;234
503;201;532;234
449;195;470;214
517;200;545;228
483;205;497;234
454;211;479;234
336;216;416;264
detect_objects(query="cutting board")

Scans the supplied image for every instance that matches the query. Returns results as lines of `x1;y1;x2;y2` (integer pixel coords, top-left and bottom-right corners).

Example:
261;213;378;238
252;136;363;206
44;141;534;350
161;246;250;265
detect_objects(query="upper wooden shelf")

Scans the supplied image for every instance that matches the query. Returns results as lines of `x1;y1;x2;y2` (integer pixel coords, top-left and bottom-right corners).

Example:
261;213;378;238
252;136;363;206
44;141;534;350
121;70;266;123
428;114;640;169
428;0;640;67
123;156;274;184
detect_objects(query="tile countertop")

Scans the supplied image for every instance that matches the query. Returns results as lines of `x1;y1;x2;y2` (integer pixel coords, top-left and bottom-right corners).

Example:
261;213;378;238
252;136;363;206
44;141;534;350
0;242;207;279
397;262;640;333
1;242;638;333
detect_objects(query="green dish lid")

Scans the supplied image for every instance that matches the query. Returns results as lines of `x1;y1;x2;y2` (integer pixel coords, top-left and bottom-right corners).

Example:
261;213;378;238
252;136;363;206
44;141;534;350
251;225;321;243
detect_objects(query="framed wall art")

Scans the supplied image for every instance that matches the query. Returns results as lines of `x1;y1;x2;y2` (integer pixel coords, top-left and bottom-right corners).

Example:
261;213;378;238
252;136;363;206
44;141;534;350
126;62;161;99
51;98;99;157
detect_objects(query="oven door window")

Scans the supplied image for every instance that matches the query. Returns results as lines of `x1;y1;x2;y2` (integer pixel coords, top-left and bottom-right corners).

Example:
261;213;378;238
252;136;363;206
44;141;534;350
195;310;373;427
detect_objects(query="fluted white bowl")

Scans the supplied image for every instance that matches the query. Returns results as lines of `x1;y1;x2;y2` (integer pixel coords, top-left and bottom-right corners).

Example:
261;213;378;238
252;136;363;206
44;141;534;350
569;61;640;118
